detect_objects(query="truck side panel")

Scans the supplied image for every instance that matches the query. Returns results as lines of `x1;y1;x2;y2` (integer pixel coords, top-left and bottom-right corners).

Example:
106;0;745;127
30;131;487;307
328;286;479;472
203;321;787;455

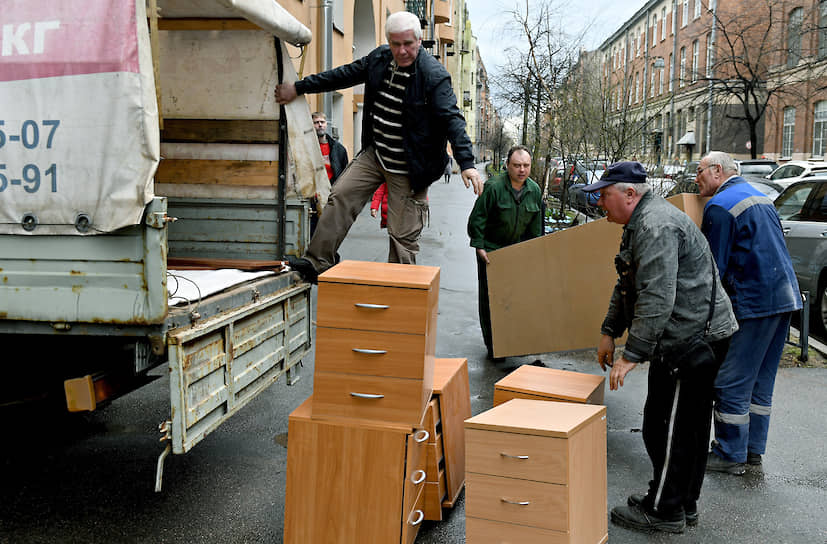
167;281;311;454
0;198;168;324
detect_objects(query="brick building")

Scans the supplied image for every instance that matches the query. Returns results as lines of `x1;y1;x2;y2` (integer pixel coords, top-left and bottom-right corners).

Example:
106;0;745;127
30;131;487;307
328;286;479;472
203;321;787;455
595;0;825;164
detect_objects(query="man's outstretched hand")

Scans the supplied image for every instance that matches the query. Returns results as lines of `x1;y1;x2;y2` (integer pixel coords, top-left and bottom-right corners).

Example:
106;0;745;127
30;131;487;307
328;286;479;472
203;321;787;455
462;168;483;195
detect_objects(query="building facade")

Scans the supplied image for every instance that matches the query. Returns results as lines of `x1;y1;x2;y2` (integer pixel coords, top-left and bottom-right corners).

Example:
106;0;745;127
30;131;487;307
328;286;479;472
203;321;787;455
597;0;773;164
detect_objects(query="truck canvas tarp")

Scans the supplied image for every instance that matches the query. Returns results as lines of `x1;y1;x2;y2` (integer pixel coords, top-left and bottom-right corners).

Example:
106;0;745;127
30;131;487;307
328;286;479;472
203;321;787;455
0;0;159;235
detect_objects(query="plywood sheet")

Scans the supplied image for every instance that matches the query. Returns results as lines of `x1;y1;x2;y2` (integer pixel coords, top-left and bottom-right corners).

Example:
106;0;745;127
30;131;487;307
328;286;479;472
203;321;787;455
487;194;707;357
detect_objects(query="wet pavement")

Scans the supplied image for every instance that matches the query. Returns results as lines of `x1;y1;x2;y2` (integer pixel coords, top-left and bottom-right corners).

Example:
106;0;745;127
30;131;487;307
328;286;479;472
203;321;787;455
1;167;825;543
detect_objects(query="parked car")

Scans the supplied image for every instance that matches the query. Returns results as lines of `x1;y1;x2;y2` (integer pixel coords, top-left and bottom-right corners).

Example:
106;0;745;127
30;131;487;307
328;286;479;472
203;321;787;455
735;159;778;178
774;178;827;332
568;183;604;218
767;160;827;188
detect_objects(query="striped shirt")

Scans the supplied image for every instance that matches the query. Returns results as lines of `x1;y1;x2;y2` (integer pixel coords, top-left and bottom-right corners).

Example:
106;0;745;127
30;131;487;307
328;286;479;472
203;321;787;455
373;62;413;174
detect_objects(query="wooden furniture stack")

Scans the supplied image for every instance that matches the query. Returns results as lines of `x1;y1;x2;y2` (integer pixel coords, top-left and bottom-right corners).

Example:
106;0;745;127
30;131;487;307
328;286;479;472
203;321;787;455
465;399;608;544
284;261;468;543
493;365;605;407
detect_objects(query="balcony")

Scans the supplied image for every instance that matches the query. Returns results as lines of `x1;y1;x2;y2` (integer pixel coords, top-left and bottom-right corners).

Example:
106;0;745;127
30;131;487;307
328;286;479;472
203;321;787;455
405;0;427;26
438;23;454;44
434;0;451;24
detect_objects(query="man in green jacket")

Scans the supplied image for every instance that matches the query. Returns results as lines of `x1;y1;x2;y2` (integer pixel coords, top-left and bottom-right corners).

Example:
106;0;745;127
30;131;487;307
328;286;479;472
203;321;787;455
467;145;543;359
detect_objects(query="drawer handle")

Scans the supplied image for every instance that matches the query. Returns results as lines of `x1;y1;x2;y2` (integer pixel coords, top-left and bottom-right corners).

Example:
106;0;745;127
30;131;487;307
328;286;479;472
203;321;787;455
350;392;384;399
500;453;529;460
413;430;429;443
501;498;531;506
354;303;390;309
352;348;388;355
411;470;427;485
409;510;425;526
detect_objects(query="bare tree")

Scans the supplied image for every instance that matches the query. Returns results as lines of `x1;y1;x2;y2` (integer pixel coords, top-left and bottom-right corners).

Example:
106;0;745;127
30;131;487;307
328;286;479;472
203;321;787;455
699;0;827;158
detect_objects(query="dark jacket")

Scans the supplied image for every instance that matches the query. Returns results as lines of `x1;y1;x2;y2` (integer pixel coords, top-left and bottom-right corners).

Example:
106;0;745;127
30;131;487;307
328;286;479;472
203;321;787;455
702;176;802;320
602;191;738;362
295;45;474;191
324;132;348;184
467;173;543;251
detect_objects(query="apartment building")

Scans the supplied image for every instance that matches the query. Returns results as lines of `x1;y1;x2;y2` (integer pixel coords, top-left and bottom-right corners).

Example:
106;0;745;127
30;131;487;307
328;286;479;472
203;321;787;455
598;0;768;163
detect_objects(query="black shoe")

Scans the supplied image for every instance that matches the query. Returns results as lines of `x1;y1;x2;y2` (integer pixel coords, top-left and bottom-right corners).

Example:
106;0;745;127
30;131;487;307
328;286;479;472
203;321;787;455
706;451;745;475
611;504;685;534
529;360;546;367
747;452;763;466
286;256;318;284
628;494;697;526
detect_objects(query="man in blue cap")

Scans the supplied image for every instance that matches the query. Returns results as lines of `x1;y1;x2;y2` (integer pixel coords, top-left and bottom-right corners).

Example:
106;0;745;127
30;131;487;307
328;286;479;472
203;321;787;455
586;161;737;534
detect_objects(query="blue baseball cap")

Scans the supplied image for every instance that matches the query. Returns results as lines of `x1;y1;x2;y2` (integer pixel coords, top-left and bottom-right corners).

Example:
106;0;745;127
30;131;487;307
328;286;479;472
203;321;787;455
582;161;648;192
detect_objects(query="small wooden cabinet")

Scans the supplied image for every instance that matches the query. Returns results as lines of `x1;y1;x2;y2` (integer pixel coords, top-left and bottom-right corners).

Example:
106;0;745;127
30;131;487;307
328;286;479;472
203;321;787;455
284;397;429;544
465;399;608;544
314;261;439;427
493;365;605;407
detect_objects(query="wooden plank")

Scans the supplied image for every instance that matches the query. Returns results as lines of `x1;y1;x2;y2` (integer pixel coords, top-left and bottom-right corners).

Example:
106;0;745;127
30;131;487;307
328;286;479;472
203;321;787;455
155;159;278;186
156;18;262;31
433;358;470;507
161;119;279;144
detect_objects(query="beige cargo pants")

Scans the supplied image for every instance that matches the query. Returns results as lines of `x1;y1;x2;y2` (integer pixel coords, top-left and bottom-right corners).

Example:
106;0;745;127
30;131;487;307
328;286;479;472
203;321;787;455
305;146;429;272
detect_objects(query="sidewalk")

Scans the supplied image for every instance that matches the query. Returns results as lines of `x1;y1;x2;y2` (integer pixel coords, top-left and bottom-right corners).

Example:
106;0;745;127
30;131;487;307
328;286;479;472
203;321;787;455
339;169;827;543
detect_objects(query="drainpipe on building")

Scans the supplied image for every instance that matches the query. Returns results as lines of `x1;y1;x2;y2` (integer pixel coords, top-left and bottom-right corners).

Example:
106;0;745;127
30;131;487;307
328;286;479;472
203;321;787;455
322;0;333;119
669;0;678;161
642;9;651;160
705;0;718;155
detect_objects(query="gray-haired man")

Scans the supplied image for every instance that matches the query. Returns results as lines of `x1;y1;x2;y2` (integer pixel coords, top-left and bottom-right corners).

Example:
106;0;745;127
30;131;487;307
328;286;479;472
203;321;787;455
276;11;481;281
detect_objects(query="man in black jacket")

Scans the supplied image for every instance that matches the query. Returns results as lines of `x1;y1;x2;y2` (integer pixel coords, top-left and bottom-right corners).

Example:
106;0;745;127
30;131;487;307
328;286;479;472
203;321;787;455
310;111;348;236
276;11;482;282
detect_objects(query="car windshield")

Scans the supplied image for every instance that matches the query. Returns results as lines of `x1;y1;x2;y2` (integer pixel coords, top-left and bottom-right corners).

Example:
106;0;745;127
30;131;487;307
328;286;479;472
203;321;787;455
740;164;775;176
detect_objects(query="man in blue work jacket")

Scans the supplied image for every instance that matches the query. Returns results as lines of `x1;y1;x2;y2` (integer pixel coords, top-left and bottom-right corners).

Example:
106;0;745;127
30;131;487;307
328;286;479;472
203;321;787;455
696;151;802;475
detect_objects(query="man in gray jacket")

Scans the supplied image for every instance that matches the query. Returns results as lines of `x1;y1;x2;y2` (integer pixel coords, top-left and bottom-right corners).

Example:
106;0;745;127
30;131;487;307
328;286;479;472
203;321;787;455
585;162;738;534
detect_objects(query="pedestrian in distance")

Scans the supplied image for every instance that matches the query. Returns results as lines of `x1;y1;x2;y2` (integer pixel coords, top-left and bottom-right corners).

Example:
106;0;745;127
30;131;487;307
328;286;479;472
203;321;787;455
444;156;453;183
585;161;738;534
309;111;348;236
695;151;802;475
275;11;482;283
467;145;543;360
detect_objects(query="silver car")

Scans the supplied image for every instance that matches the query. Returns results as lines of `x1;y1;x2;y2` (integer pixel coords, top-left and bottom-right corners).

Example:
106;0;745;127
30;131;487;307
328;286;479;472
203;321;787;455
775;178;827;331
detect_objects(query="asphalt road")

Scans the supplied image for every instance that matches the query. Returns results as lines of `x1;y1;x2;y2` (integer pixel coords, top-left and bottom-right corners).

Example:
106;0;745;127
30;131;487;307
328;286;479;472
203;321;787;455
2;169;826;543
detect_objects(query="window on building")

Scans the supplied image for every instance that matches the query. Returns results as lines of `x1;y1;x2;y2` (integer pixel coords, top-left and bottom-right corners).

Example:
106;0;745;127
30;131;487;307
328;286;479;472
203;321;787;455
788;7;803;68
706;33;713;77
694;0;701;19
662;7;667;40
651;15;657;49
679;47;686;87
820;1;827;58
682;0;689;27
651;64;656;97
692;40;699;83
332;0;344;32
814;101;827;157
783;107;796;158
659;65;664;94
669;52;674;91
635;72;640;103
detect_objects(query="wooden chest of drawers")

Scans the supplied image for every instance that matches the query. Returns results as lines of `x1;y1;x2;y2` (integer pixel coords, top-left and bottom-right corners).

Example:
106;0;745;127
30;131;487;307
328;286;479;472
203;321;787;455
465;399;608;544
314;261;439;427
493;365;605;407
284;396;429;544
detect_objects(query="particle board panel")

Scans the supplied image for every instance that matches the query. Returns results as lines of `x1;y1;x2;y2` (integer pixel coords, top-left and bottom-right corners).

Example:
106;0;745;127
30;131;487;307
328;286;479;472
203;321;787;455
432;358;470;507
493;365;605;406
487;194;707;357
